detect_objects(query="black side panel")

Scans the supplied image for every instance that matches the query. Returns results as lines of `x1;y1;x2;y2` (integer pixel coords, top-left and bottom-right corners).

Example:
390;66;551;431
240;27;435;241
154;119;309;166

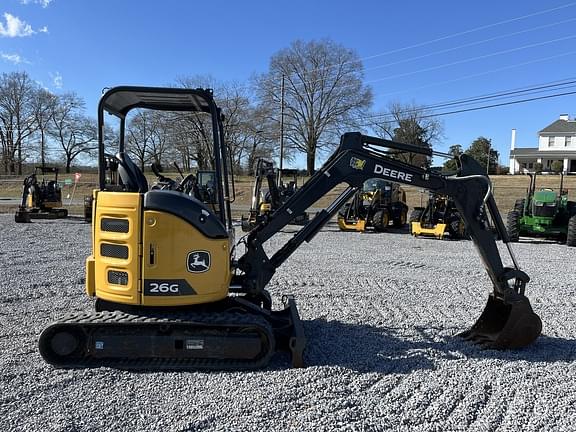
144;190;228;239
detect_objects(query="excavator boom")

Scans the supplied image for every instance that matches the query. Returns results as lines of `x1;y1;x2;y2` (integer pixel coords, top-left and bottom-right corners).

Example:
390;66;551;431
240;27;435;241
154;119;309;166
236;132;541;350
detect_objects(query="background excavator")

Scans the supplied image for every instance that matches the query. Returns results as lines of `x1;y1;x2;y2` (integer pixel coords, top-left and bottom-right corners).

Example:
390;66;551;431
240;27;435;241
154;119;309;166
39;86;542;371
15;166;68;223
409;192;466;240
241;158;308;232
337;178;408;232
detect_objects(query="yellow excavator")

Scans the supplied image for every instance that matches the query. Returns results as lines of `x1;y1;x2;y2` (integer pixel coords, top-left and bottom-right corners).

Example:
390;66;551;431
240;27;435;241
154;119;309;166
15;166;68;223
241;158;308;232
337;178;408;232
38;86;542;370
410;193;466;240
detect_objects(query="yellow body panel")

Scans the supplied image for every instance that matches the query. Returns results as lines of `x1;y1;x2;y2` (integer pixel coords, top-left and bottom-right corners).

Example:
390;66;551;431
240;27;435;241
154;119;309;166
92;192;142;304
411;222;447;239
85;256;95;296
87;191;231;307
141;210;230;306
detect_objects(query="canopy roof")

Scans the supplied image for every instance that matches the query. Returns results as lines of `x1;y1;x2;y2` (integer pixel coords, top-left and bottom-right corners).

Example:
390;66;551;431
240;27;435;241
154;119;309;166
100;86;215;117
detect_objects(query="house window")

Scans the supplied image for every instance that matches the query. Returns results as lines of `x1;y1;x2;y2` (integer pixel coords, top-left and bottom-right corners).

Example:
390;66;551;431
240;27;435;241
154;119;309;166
548;136;555;147
528;162;534;169
566;136;572;147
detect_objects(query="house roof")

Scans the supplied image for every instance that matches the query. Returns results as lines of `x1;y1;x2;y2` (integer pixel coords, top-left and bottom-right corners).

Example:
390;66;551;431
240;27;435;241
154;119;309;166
510;147;576;157
539;119;576;134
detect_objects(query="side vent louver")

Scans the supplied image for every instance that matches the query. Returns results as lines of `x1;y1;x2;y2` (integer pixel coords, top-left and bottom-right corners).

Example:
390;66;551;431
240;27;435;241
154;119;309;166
101;218;129;233
107;270;128;285
100;243;129;259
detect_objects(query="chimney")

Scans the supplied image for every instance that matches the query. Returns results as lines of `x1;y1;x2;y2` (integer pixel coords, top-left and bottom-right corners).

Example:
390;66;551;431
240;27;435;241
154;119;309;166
510;128;516;150
560;114;569;121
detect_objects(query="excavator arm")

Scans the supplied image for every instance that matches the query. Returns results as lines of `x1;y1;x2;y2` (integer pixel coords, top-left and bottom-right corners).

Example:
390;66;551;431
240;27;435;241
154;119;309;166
236;132;542;350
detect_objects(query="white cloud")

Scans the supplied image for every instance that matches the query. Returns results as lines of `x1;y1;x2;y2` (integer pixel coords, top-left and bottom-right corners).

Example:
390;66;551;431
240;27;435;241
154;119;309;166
1;52;29;65
50;72;63;89
0;13;35;37
20;0;53;8
38;25;48;33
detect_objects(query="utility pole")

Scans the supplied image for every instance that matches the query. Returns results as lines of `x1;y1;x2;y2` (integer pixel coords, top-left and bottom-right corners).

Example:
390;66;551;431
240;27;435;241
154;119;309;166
486;139;491;175
278;74;285;188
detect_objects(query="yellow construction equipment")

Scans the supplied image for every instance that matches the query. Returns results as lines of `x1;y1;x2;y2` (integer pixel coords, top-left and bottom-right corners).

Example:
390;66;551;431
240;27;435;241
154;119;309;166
38;86;542;371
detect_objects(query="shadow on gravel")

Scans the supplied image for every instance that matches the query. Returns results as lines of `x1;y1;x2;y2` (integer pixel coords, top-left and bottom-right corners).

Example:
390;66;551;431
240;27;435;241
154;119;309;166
455;334;576;363
297;320;451;373
287;320;576;373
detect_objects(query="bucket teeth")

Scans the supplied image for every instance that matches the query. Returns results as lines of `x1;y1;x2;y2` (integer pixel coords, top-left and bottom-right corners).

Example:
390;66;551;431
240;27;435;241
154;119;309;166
459;292;542;350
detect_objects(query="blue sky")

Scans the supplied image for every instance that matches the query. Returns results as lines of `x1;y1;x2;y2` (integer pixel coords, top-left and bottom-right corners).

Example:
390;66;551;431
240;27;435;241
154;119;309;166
2;0;576;168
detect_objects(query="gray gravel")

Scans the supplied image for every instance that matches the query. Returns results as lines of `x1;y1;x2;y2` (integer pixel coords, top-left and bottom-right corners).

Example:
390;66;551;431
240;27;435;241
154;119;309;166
1;213;575;431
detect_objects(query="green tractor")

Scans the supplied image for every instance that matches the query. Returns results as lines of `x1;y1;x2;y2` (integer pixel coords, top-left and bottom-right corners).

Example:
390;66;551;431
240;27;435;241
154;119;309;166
506;173;576;246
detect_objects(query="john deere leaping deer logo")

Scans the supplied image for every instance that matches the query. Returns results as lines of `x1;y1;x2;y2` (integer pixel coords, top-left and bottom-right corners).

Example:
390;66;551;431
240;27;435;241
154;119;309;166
187;251;211;273
350;157;366;171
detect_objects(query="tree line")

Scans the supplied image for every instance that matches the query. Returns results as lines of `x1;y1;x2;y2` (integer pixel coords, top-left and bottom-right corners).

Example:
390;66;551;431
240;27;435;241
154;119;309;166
2;38;475;177
443;137;506;174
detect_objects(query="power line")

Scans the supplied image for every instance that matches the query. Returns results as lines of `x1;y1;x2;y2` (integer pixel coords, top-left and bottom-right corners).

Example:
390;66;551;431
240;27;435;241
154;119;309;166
265;2;576;92
329;89;576;134
356;2;576;64
360;78;576;122
264;75;576;128
362;34;576;87
263;33;576;103
421;90;576;119
375;50;576;99
362;17;576;75
266;17;576;96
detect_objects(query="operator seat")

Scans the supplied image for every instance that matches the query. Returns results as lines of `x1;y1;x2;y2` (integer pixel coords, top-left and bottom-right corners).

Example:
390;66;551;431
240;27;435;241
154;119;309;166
116;152;148;192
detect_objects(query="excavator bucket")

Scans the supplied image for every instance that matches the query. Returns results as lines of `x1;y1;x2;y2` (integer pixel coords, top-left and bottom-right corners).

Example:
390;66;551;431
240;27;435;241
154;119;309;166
459;293;542;349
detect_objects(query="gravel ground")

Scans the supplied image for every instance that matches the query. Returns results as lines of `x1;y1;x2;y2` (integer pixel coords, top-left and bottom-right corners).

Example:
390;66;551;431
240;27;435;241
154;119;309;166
1;213;575;431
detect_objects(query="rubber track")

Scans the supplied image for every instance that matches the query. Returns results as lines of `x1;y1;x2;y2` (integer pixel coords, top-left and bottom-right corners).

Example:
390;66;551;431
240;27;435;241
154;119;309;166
39;310;275;371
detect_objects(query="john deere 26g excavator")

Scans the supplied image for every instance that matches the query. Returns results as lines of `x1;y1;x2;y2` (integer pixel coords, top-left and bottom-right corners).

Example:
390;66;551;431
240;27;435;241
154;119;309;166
39;86;542;371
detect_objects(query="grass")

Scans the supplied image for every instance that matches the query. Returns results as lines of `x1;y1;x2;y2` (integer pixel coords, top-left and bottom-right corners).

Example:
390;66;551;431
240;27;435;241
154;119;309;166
1;171;576;216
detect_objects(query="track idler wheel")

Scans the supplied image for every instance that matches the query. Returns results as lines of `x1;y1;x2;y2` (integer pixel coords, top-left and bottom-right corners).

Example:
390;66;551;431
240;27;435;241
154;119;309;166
459;291;542;349
39;325;86;365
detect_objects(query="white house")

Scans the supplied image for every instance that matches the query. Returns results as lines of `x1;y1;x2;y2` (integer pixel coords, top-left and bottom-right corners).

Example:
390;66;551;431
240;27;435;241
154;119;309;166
509;114;576;174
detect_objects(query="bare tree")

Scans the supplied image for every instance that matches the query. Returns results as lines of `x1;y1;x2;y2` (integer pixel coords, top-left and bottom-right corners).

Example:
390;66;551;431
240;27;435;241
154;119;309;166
32;88;57;167
255;39;373;174
370;101;443;168
172;76;232;169
49;93;97;172
126;110;155;170
243;105;277;174
0;71;39;174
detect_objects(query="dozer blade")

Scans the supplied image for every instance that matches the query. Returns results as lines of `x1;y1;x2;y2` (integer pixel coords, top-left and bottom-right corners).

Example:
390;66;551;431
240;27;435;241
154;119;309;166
14;209;31;223
459;292;542;349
